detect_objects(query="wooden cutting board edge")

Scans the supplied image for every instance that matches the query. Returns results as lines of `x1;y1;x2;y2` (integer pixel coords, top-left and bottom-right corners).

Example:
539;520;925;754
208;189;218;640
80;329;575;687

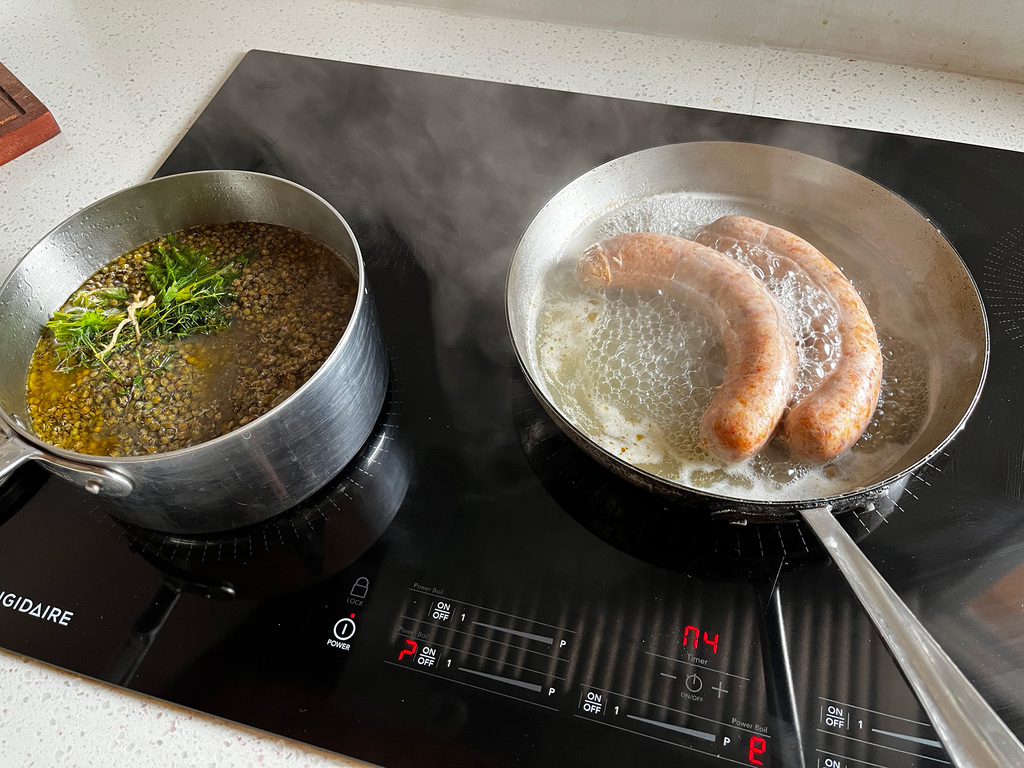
0;61;61;167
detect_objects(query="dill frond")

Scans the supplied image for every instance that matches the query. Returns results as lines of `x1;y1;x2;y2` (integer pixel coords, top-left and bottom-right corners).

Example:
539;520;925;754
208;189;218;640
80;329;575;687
46;236;245;371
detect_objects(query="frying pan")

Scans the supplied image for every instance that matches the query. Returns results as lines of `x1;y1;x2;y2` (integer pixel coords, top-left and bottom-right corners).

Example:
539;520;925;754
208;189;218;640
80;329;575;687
506;142;1019;766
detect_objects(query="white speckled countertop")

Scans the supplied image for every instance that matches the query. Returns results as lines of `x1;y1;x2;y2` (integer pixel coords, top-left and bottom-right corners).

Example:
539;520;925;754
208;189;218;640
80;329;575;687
2;1;1024;765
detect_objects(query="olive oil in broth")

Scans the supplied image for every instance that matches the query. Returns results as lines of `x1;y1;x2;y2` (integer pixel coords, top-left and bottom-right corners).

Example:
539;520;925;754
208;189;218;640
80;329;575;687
26;222;358;457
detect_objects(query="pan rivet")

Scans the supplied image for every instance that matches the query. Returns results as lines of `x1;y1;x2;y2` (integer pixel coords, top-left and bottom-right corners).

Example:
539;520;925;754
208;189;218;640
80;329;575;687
85;479;103;494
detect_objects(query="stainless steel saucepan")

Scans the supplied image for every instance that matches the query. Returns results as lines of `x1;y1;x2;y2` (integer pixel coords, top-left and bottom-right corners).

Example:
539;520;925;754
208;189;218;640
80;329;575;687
506;141;1020;766
0;170;388;534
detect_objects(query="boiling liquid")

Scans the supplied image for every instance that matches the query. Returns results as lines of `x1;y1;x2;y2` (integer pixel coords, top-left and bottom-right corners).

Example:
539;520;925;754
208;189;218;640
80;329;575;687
533;200;930;501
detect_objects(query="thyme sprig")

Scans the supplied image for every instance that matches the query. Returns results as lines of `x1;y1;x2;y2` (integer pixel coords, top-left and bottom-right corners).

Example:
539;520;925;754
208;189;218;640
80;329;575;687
46;236;252;372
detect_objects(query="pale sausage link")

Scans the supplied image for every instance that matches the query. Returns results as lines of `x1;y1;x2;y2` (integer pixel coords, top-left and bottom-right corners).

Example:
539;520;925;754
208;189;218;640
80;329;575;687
697;216;883;463
577;232;797;463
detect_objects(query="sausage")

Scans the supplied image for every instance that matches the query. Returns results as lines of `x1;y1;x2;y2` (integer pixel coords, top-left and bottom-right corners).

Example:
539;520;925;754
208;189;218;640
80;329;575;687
577;232;797;463
696;216;883;463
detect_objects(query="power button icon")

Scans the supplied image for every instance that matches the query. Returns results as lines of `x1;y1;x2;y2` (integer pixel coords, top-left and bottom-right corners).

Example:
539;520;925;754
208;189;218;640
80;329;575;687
334;614;357;641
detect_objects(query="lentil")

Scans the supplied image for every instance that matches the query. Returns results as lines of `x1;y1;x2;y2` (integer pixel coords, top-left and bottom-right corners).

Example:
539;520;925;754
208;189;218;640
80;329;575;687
26;222;358;456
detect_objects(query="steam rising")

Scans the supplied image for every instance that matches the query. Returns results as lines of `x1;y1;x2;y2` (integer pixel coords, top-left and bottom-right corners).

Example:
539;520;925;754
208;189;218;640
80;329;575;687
179;61;925;492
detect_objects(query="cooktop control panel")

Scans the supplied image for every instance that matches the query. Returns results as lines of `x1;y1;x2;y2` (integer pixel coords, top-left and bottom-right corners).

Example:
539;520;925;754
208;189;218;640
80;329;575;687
388;580;771;765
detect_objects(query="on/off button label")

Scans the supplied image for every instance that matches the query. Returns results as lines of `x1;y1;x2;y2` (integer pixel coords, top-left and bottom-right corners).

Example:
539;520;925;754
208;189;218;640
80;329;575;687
579;690;605;716
822;703;847;731
819;756;849;767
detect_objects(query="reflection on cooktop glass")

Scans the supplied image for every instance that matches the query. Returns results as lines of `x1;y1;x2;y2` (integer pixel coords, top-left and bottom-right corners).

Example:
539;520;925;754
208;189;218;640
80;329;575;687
4;50;1024;768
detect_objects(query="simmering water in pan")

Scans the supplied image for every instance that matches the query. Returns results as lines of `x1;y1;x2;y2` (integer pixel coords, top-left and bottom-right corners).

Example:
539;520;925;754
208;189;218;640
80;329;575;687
533;195;931;501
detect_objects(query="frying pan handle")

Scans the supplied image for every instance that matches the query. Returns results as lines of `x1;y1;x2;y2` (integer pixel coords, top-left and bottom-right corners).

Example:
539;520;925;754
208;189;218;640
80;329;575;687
801;505;1024;768
0;421;134;497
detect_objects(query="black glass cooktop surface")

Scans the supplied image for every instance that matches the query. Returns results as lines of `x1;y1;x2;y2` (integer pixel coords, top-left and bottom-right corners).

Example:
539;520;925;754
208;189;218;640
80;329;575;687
3;50;1024;768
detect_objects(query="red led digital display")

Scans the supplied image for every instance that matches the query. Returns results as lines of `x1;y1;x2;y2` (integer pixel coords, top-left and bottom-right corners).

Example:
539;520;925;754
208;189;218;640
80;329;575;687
398;639;417;661
682;625;720;654
748;735;767;765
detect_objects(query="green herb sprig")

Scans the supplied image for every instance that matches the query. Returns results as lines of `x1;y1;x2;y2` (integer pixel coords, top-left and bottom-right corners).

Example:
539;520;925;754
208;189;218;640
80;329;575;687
46;236;252;373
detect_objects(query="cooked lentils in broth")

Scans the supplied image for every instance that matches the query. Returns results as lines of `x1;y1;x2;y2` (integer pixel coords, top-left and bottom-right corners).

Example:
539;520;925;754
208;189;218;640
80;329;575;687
26;222;358;457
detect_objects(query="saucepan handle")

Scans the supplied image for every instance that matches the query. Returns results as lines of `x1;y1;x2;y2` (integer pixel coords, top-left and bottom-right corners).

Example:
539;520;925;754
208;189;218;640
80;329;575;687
0;422;39;483
0;421;134;497
800;505;1024;768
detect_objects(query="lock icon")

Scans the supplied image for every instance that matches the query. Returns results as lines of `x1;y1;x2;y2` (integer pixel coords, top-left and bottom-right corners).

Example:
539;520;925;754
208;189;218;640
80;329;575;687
350;577;370;599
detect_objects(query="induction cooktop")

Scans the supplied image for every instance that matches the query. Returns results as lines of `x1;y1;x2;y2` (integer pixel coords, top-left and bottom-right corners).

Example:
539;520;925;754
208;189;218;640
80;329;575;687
3;50;1024;768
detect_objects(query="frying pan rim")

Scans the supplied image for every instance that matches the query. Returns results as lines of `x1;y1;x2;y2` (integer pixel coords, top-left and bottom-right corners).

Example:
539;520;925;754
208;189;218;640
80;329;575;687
505;139;991;512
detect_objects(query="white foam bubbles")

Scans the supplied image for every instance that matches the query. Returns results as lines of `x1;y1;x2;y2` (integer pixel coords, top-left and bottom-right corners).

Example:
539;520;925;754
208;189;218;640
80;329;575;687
531;194;931;501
